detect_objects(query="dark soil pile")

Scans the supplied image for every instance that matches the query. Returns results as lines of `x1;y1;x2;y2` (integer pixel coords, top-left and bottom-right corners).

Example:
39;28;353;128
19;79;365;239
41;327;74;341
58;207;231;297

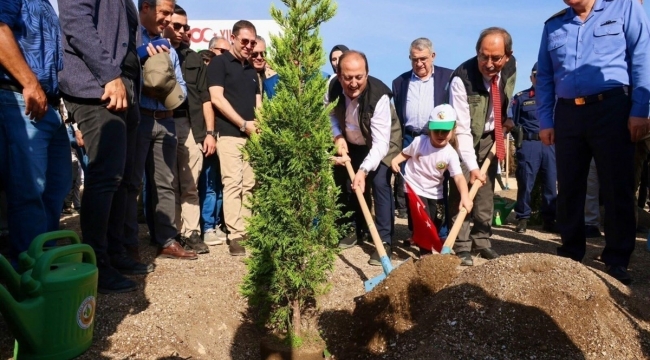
330;253;650;359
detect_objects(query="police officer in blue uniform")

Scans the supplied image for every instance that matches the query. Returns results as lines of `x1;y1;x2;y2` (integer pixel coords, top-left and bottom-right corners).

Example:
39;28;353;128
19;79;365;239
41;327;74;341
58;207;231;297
537;0;650;285
508;63;557;234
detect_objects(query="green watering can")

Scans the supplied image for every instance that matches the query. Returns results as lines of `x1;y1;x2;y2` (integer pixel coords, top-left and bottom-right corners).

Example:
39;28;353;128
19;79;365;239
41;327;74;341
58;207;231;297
493;197;517;226
0;243;98;360
19;230;83;273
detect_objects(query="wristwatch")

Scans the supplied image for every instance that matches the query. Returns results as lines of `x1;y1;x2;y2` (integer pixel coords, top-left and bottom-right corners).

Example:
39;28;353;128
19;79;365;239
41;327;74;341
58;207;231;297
206;130;216;137
240;121;247;132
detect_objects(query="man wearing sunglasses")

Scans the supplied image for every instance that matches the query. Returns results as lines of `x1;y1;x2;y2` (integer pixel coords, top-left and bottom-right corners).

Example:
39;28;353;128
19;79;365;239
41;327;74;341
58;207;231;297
448;27;516;266
209;36;231;56
250;36;280;100
208;20;262;256
163;5;214;254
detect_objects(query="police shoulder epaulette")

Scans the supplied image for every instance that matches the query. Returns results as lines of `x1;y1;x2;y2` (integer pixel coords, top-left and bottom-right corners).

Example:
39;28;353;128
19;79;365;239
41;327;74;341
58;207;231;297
515;91;523;97
545;9;567;24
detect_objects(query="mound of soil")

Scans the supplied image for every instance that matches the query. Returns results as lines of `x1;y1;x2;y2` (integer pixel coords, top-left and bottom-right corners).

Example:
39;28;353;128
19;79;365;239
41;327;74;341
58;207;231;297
335;253;650;359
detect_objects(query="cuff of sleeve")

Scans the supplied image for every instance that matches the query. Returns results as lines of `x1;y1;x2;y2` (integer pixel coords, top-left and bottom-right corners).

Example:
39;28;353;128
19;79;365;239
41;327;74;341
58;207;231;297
630;104;650;119
97;68;123;87
539;118;554;130
332;128;342;138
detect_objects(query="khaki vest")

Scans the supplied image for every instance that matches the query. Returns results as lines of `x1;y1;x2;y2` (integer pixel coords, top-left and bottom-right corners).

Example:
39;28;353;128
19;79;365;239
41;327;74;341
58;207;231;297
329;76;402;167
450;56;517;147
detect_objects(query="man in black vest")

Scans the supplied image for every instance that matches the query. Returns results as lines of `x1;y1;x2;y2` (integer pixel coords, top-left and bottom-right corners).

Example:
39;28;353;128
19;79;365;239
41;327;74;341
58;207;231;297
448;27;516;266
163;5;213;254
327;50;402;266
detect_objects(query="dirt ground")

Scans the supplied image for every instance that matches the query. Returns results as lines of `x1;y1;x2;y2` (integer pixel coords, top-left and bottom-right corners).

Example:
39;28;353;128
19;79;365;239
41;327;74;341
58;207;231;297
3;188;650;359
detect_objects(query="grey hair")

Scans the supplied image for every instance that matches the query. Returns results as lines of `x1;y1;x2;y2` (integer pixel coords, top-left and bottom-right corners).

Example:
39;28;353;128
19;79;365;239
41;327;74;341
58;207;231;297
209;36;227;50
255;35;266;44
138;0;175;11
410;37;434;53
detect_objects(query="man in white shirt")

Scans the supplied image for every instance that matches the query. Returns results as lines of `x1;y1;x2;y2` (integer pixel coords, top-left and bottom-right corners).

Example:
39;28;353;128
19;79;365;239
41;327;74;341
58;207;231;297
448;27;516;266
327;50;402;266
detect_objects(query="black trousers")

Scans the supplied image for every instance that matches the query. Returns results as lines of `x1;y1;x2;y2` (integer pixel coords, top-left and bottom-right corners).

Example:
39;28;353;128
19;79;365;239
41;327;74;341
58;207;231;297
345;143;394;244
64;77;139;267
555;92;635;268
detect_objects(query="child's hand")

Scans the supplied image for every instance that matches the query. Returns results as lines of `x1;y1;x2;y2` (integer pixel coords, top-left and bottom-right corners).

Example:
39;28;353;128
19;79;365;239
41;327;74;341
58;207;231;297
459;197;473;213
391;158;401;173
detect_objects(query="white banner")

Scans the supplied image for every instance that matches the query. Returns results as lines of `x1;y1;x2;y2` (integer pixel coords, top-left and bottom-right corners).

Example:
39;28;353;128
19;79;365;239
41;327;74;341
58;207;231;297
187;20;282;51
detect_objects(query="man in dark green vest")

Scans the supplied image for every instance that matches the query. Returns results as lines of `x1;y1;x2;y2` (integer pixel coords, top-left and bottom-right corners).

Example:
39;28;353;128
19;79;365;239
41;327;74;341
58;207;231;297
327;50;402;266
448;27;516;266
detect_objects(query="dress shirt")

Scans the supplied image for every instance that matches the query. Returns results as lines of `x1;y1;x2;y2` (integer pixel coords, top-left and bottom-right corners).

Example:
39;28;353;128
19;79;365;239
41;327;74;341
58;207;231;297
404;71;435;129
329;94;391;173
449;73;501;171
537;0;650;130
140;26;187;111
0;0;63;96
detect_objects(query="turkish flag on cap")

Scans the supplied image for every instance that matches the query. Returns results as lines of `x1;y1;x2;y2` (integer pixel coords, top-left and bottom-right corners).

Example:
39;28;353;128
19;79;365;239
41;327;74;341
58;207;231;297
404;178;442;252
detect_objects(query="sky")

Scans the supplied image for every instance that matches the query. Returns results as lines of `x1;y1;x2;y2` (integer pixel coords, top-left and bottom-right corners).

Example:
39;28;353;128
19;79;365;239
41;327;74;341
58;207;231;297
50;0;650;93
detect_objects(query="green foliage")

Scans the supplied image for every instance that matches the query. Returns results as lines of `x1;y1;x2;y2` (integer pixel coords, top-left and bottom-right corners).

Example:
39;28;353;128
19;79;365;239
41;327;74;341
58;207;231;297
241;0;340;342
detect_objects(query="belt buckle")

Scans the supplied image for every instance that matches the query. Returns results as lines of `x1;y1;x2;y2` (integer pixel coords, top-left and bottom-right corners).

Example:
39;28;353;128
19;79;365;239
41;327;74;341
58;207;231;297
574;97;586;106
153;110;165;120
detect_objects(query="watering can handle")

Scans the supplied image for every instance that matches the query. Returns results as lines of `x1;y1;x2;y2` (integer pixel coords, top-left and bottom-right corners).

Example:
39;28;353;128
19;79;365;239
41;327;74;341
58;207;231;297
27;230;81;260
31;244;96;281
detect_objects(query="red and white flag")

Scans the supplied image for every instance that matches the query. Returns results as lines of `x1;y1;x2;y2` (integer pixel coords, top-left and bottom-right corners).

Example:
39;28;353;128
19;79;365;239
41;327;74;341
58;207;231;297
404;179;443;253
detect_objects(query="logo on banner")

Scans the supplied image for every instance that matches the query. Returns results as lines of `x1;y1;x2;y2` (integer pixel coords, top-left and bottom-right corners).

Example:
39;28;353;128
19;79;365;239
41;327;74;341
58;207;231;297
188;28;233;43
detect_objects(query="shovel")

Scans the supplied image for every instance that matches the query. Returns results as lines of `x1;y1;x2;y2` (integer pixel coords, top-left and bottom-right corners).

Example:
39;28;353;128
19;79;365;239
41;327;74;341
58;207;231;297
344;161;397;292
441;142;496;254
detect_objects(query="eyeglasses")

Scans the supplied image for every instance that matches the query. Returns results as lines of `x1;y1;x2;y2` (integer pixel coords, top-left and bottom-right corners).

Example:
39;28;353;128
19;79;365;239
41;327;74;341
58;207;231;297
211;47;228;54
238;37;257;49
251;51;266;59
477;53;506;64
410;56;430;64
172;22;190;32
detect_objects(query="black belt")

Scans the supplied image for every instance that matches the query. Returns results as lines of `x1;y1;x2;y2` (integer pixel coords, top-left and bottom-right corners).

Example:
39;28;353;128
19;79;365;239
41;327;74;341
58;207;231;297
0;80;61;108
404;126;429;136
523;132;540;141
173;109;188;118
558;86;628;106
140;108;173;119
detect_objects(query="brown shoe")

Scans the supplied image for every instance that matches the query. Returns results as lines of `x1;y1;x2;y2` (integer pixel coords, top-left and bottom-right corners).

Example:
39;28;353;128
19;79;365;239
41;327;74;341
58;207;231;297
157;240;198;260
229;238;246;256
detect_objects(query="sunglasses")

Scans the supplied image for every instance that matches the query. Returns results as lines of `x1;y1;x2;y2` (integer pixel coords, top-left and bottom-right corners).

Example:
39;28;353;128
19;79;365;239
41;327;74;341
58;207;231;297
238;37;257;48
251;51;266;59
172;22;190;32
212;47;228;54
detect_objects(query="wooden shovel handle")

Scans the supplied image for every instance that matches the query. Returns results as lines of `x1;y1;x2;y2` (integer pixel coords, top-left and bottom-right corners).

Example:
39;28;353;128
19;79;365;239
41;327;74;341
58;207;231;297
442;142;497;252
345;162;387;258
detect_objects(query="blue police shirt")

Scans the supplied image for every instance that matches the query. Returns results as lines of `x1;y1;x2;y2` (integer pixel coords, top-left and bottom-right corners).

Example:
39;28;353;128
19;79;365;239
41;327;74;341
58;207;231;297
536;0;650;130
0;0;63;96
508;87;540;134
140;27;187;111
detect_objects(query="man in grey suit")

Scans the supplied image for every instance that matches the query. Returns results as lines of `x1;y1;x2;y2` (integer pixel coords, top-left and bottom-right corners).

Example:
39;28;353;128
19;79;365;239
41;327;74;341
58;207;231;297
58;0;154;294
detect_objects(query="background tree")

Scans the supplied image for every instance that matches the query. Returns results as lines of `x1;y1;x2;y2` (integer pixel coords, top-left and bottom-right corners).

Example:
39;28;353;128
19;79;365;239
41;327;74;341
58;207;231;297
241;0;340;346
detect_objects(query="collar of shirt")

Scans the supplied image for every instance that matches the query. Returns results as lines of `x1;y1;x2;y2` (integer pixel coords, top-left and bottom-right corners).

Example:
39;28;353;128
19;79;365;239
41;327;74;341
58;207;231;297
482;72;501;91
566;0;607;22
410;69;434;83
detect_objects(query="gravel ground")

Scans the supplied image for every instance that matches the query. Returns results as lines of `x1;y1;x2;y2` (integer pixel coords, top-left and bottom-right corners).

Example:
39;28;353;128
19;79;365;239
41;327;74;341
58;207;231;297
2;188;650;359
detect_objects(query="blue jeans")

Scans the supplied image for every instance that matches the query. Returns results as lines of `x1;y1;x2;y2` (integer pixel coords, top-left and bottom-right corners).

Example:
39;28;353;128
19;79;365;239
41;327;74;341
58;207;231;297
0;89;71;258
199;153;223;232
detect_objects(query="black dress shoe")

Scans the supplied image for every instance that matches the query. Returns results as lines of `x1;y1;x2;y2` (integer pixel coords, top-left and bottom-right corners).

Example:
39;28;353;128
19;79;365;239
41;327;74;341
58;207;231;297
98;267;138;294
110;253;155;275
368;243;392;266
338;234;358;249
515;219;527;233
606;265;632;285
457;251;473;266
477;248;500;260
585;225;602;238
184;231;209;254
542;220;559;233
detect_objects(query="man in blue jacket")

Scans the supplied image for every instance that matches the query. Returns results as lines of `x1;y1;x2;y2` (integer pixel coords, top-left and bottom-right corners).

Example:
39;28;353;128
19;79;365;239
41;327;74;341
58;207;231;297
58;0;154;294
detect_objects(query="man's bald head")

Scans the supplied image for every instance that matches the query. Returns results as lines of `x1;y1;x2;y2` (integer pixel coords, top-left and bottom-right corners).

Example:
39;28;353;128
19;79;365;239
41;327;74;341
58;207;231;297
337;50;369;100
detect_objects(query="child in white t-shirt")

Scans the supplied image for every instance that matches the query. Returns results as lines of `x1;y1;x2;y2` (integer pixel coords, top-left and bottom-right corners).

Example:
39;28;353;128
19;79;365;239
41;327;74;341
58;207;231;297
391;104;473;254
